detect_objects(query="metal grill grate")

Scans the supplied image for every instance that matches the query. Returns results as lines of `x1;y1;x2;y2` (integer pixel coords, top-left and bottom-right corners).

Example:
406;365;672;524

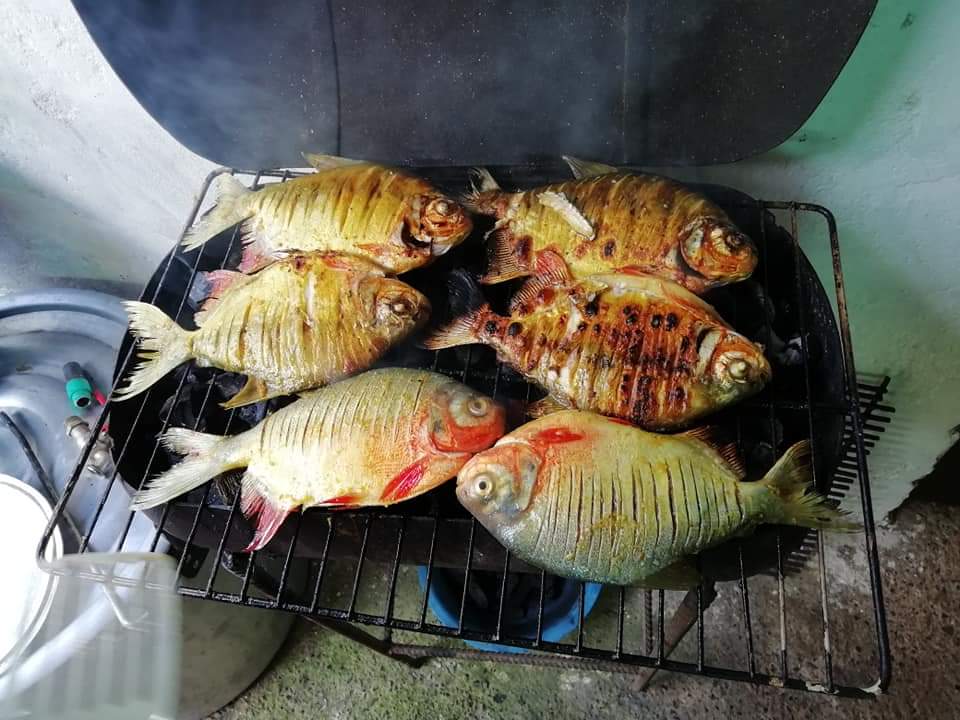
39;167;891;697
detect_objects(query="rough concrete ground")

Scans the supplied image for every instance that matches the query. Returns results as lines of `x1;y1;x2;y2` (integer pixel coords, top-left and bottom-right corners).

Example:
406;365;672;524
207;496;959;720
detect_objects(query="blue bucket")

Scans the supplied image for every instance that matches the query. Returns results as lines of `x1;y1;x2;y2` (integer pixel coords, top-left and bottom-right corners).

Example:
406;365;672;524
417;566;603;653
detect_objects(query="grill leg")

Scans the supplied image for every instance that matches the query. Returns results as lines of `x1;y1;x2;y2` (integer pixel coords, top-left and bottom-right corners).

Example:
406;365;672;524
633;582;718;691
302;617;427;669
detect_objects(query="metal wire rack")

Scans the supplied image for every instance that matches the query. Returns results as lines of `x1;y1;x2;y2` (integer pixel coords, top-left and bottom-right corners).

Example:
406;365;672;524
39;166;891;698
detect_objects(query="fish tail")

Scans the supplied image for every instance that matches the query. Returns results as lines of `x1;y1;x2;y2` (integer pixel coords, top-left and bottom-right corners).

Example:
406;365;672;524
182;174;253;251
422;270;493;350
114;301;193;401
130;428;242;510
756;441;859;531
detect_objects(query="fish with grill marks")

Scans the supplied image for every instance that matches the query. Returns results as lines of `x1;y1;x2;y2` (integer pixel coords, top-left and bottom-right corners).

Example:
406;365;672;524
424;254;770;431
115;252;430;408
464;157;757;294
131;369;507;552
182;154;472;273
457;411;854;587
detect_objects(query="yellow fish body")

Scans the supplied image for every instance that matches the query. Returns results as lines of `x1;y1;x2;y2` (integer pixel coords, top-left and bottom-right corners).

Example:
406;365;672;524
184;155;472;273
131;368;507;552
458;411;852;586
116;252;430;407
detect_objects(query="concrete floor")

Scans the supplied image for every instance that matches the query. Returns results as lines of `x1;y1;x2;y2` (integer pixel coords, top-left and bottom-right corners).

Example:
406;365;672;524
207;493;959;720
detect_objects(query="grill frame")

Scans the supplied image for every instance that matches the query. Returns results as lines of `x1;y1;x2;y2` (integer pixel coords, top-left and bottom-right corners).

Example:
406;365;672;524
38;167;892;698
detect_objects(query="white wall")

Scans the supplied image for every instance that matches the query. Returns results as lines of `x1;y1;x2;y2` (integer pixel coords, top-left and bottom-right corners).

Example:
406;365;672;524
0;0;954;517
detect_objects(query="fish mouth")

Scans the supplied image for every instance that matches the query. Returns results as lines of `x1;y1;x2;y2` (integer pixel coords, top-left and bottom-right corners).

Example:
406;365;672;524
430;241;453;257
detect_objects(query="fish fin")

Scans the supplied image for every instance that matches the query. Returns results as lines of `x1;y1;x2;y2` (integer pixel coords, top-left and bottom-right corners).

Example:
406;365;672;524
633;558;700;590
380;457;430;503
470;167;501;192
130;428;230;510
422;271;493;350
526;395;570;418
114;302;193;402
537;191;594;238
221;376;271;409
508;250;573;313
182;174;254;251
480;226;530;284
302;152;366;171
239;476;296;552
681;426;745;479
756;441;858;531
316;493;363;507
562;155;619;179
237;221;281;273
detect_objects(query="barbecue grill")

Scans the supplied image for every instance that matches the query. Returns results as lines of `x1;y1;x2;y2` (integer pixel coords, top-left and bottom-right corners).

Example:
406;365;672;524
39;164;892;698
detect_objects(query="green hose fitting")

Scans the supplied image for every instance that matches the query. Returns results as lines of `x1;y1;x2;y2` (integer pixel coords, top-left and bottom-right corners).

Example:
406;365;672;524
63;362;94;410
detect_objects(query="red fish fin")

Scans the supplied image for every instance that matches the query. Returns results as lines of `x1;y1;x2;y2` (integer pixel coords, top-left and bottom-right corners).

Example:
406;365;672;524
480;226;529;284
525;395;569;418
380;457;429;503
317;493;362;508
461;168;502;213
508;250;573;313
239;481;295;552
605;416;639;427
531;427;585;446
682;426;745;479
422;271;495;350
614;265;655;277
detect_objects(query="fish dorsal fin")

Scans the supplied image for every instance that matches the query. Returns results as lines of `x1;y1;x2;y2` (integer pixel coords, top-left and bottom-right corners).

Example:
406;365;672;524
537;191;594;239
682;426;746;479
563;155;618;179
469;167;501;192
594;271;725;324
302;152;367;171
525;394;569;418
509;250;573;313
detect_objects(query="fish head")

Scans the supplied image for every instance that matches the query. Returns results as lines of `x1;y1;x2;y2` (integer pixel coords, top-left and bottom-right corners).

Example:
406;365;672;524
696;328;772;406
456;441;541;521
426;382;506;454
404;194;473;257
679;216;758;284
360;277;432;336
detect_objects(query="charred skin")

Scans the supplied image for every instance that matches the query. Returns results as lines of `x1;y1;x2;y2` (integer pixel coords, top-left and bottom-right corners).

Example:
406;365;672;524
190;253;430;404
473;174;755;293
472;277;767;430
244;164;471;273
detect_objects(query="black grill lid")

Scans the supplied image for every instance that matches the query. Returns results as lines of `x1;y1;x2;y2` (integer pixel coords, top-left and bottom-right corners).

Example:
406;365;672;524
72;0;875;168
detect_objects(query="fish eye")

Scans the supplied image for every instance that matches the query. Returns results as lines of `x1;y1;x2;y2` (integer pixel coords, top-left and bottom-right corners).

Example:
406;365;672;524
467;397;490;417
473;473;495;499
391;300;410;314
728;358;750;382
433;199;452;216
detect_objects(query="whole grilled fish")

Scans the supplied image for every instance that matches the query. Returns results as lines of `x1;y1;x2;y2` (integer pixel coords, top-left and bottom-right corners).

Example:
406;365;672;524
458;411;852;587
115;252;430;407
183;154;472;273
132;369;507;551
466;157;757;294
424;258;770;430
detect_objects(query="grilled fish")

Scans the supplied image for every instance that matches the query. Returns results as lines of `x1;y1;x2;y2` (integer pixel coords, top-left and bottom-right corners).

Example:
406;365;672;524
424;257;770;430
466;157;757;294
183;154;472;273
115;252;430;407
458;411;852;587
131;368;507;551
